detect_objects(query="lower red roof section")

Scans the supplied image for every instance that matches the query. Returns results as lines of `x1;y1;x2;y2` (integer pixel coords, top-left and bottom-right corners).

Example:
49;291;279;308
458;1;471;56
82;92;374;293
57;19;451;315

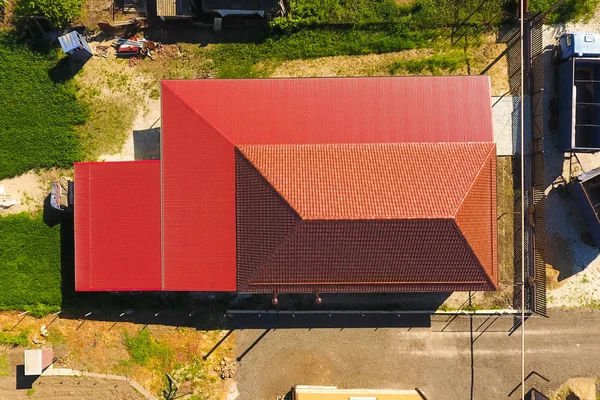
74;161;161;291
161;84;237;291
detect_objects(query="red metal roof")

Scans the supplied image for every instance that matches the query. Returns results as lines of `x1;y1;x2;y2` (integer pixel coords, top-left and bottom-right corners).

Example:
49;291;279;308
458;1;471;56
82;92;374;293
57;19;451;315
238;143;495;220
76;77;496;293
162;77;493;145
161;85;237;291
74;161;161;291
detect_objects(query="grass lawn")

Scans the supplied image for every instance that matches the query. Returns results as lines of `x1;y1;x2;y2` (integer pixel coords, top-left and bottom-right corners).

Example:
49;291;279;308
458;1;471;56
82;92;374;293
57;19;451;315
0;32;87;179
0;213;62;314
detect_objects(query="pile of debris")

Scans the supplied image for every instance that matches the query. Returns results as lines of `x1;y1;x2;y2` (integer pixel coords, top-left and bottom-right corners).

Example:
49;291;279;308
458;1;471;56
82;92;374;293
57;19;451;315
214;357;235;380
117;36;162;59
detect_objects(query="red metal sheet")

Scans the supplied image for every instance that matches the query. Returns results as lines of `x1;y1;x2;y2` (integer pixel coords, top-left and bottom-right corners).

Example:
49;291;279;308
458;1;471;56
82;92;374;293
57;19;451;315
162;77;493;145
74;161;161;291
161;84;237;291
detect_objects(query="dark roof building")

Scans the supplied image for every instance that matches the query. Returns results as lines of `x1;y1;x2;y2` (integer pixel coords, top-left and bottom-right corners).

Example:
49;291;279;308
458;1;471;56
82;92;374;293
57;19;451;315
75;77;497;293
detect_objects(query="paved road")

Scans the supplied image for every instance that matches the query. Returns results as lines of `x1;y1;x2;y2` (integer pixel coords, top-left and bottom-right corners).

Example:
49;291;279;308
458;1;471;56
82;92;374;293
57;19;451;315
234;309;600;400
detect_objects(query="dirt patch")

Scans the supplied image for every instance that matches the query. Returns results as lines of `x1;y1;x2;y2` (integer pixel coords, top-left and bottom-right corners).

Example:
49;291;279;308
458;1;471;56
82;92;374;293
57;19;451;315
269;35;509;95
551;377;598;400
270;49;435;78
0;170;71;216
258;349;336;399
0;312;234;399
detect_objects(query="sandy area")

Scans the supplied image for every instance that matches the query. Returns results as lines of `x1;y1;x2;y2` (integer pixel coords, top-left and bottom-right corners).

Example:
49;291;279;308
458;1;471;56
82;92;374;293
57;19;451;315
0;171;71;217
542;8;600;308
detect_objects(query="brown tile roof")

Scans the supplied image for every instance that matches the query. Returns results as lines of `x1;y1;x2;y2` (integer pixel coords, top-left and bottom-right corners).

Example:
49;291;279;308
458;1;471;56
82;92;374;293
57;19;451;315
235;143;498;293
237;143;496;220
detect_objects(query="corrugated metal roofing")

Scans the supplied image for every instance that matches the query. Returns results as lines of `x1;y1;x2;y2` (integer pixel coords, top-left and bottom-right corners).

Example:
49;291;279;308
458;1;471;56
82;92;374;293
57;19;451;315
162;77;493;145
74;161;161;291
161;87;237;291
238;143;495;220
157;0;192;16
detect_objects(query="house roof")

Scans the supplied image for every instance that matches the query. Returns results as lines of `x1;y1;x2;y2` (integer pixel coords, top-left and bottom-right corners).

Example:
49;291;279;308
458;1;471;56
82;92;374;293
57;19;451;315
235;145;497;293
75;77;496;293
160;77;495;292
74;161;161;291
162;77;493;145
238;142;495;220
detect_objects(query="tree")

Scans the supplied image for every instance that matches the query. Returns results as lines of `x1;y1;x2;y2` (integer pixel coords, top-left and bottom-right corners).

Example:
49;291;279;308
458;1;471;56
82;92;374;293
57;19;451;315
15;0;83;29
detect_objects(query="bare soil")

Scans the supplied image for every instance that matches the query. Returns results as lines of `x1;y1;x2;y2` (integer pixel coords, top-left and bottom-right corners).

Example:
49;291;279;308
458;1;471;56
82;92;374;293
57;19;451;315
0;170;71;216
0;312;235;399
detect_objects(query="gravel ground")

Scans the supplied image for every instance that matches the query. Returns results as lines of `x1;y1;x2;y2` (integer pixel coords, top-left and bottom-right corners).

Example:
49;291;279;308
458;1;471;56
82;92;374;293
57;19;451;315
542;10;600;308
234;309;600;400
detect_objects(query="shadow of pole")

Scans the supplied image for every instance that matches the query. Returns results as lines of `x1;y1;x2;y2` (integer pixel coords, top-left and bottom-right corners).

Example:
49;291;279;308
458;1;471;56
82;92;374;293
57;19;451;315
203;329;234;360
236;328;271;362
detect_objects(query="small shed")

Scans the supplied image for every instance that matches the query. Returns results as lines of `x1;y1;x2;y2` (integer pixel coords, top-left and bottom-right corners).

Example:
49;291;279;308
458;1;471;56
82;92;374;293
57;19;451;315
570;167;600;247
560;57;600;151
24;348;54;376
58;31;93;60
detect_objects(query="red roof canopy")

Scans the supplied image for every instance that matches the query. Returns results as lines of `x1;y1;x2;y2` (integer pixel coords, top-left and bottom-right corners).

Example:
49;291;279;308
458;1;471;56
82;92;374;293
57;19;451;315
74;161;161;291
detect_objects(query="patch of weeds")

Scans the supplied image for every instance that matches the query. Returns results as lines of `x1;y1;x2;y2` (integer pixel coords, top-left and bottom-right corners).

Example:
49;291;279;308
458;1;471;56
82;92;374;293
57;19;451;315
0;330;29;347
530;0;600;23
582;274;589;284
0;213;61;311
149;88;160;100
0;354;9;376
76;94;131;159
0;32;87;178
389;51;466;75
462;304;484;312
437;304;455;311
106;72;130;91
47;329;67;345
26;388;35;396
124;329;172;368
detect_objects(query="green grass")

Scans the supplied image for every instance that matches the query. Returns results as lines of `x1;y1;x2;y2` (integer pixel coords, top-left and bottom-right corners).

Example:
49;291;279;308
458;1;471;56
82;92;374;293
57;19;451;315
0;213;62;312
0;330;29;347
389;51;466;75
0;354;9;376
124;329;172;368
0;32;88;179
207;0;510;78
530;0;600;23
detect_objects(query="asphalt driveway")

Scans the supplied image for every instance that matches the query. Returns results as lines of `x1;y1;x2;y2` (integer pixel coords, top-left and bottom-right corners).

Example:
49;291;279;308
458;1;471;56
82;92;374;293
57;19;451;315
234;309;600;400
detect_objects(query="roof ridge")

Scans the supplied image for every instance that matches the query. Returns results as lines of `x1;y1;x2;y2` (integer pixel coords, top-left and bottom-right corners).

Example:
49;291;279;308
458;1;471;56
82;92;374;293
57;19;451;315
450;219;496;289
451;143;496;217
246;220;305;287
237;146;305;219
162;83;235;147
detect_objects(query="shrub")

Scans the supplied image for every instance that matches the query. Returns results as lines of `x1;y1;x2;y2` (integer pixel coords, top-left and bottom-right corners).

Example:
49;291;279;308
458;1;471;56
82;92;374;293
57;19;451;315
0;214;62;311
389;51;466;75
124;330;172;368
14;0;83;29
530;0;600;23
0;32;86;179
0;330;30;347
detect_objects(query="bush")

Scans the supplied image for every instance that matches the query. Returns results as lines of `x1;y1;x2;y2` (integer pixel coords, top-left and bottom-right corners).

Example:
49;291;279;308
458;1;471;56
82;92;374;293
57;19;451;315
0;214;62;312
389;51;466;75
0;330;30;347
530;0;600;23
14;0;83;29
124;330;172;368
0;32;87;179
